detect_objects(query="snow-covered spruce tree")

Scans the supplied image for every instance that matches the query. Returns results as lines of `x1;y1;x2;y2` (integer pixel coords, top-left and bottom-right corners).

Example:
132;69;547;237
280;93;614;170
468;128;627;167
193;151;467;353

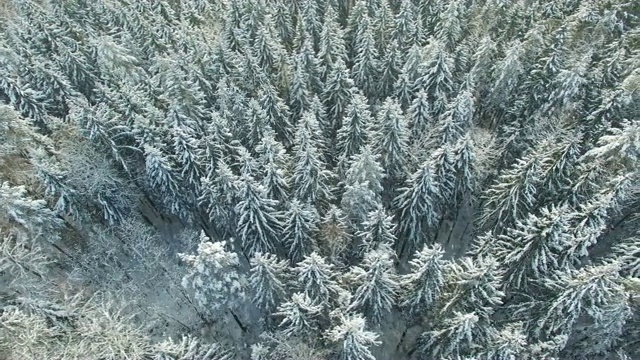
429;145;456;215
249;252;289;312
288;55;312;123
144;144;190;222
255;129;290;205
378;39;402;99
485;39;525;128
392;0;420;52
408;89;431;143
318;5;348;81
370;97;410;184
326;312;380;360
345;247;399;323
342;146;385;196
293;252;345;310
537;262;632;358
272;1;294;49
235;173;283;256
414;39;455;119
372;0;394;53
479;150;544;232
439;257;505;323
300;0;322;49
614;235;640;277
340;181;380;235
340;146;385;230
253;18;285;75
435;87;475;147
395;159;439;257
275;292;322;339
336;91;373;174
435;0;466;52
259;83;294;147
451;134;477;205
198;158;239;237
0;180;62;243
29;148;82;220
323;59;354;141
283;199;319;264
179;231;247;315
297;33;325;95
291;112;333;205
243;98;270;151
400;243;446;314
235;144;260;179
419;311;487;359
344;0;368;60
351;15;380;98
357;205;397;256
170;125;203;194
489;205;575;289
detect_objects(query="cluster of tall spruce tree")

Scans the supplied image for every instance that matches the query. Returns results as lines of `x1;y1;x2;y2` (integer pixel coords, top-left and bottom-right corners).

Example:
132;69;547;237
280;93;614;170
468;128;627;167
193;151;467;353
0;0;639;359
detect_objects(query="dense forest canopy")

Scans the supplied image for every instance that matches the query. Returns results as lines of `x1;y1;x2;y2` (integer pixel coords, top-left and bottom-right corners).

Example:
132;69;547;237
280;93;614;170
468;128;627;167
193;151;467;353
0;0;639;359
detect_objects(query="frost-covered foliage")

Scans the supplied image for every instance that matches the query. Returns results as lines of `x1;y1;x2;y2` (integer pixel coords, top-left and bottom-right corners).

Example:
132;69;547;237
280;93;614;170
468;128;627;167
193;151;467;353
179;232;246;314
293;252;345;310
249;252;289;312
1;0;639;358
326;312;380;360
345;248;399;323
400;244;446;313
274;292;322;338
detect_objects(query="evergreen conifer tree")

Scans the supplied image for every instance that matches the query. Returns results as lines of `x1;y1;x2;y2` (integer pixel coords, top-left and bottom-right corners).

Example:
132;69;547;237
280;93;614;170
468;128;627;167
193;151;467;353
249;252;289;312
235;173;283;255
395;159;439;256
400;243;446;313
336;91;373;173
323;60;355;141
283;199;319;264
293;252;344;309
275;292;322;338
326;312;380;360
291;112;333;205
346;247;399;323
370;97;410;183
